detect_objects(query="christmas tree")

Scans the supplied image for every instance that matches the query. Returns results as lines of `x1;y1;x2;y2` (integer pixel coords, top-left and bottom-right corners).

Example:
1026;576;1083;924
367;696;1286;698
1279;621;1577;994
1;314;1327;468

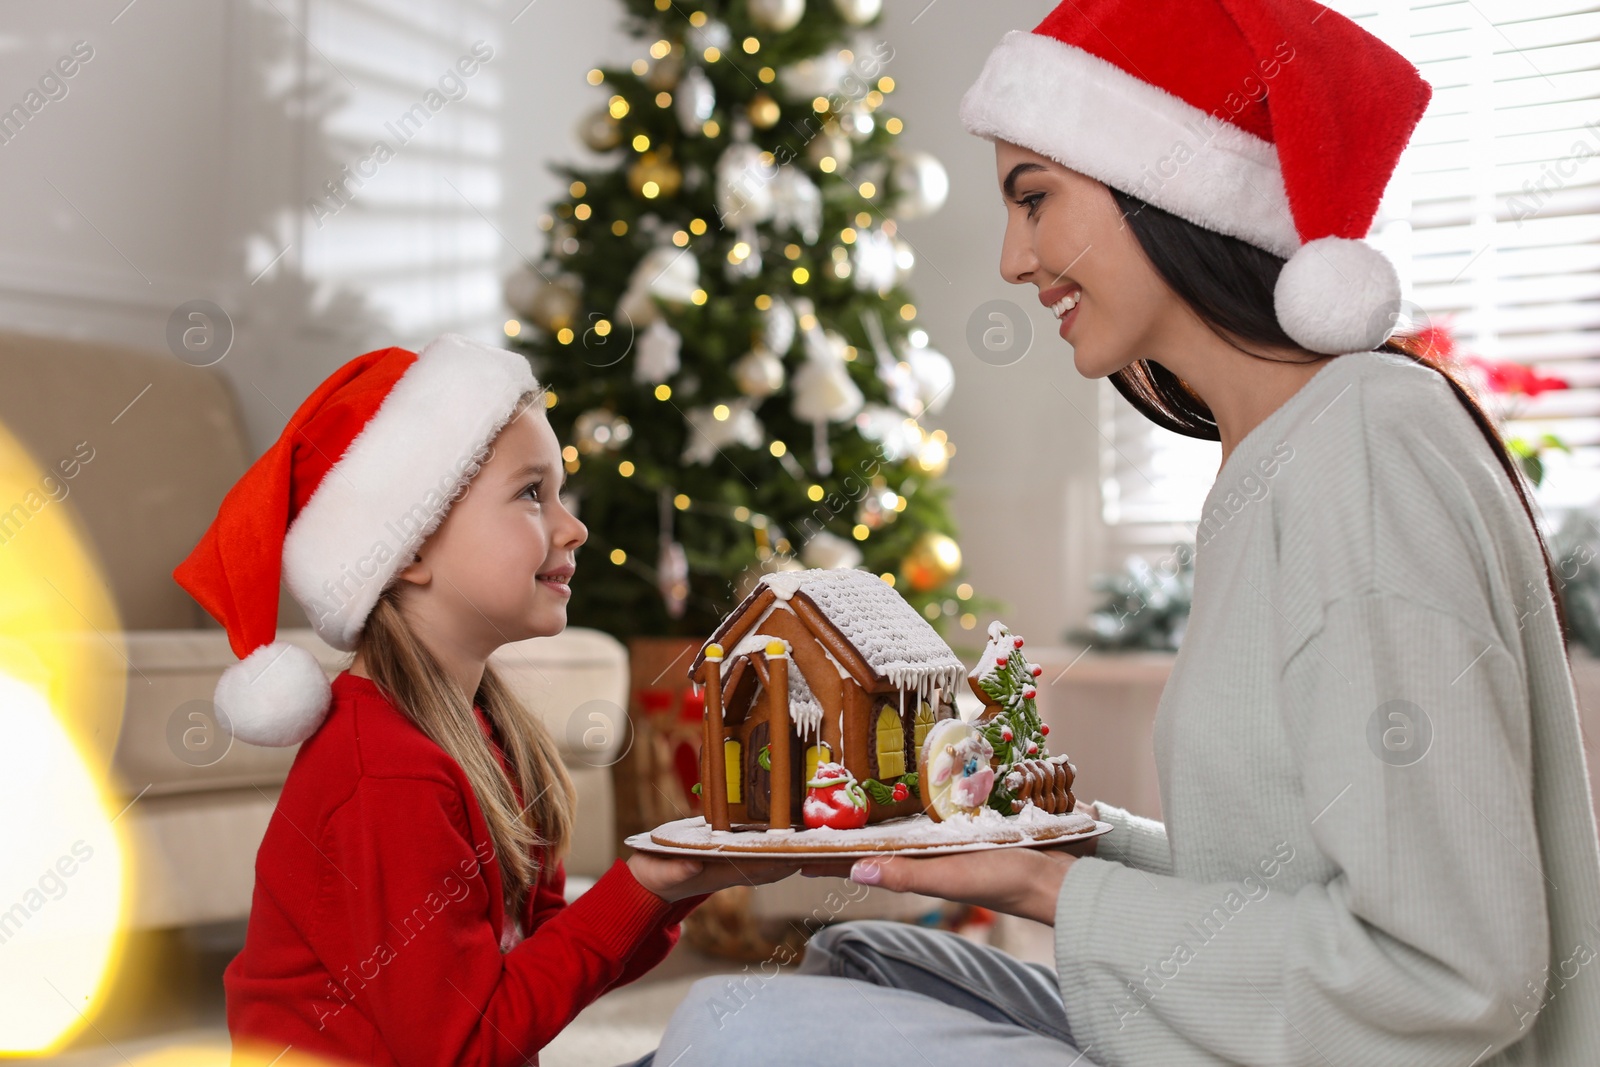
970;621;1052;816
502;0;974;640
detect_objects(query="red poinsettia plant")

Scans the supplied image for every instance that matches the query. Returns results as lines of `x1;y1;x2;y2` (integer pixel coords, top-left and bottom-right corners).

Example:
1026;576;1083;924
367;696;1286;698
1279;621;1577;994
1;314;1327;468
1404;322;1572;487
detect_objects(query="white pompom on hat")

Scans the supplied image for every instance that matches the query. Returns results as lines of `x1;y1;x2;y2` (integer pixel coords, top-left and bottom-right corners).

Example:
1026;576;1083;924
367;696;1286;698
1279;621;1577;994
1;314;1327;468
959;0;1432;355
173;334;539;747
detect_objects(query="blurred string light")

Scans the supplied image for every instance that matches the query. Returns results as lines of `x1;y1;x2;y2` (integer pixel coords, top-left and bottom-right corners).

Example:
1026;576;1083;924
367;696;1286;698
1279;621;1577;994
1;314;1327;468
0;420;126;1054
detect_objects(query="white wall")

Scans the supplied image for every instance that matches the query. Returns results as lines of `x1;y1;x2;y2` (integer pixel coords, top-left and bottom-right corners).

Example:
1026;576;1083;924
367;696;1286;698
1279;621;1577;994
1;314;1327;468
0;0;1118;644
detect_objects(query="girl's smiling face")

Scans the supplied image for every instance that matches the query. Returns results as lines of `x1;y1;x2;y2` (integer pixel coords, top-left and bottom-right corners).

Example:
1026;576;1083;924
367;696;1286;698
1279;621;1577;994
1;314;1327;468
994;139;1183;379
396;403;588;656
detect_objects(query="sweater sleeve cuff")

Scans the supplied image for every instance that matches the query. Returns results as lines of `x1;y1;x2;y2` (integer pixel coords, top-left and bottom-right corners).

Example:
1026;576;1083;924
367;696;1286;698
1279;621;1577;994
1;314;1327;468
560;858;679;959
1090;799;1173;876
1053;855;1120;1025
663;891;713;926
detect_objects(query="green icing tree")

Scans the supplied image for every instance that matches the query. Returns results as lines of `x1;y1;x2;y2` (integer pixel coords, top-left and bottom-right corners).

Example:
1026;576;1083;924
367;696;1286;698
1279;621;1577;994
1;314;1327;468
973;624;1050;815
502;0;973;640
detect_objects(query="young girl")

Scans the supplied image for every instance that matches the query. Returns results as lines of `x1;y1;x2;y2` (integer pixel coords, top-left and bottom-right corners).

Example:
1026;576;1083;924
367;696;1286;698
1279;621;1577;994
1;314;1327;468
645;1;1600;1065
173;334;792;1066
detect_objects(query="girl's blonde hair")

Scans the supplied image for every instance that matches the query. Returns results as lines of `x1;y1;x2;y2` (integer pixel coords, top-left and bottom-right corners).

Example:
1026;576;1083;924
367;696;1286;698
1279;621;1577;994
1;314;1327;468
355;389;577;920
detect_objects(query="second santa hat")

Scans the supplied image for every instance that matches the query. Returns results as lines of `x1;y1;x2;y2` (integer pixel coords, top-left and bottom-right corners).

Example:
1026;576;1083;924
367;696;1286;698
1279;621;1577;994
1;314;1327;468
173;334;538;747
960;0;1432;355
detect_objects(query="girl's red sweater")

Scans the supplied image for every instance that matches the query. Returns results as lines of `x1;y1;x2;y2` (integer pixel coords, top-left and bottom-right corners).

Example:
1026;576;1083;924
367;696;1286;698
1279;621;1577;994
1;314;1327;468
225;670;708;1067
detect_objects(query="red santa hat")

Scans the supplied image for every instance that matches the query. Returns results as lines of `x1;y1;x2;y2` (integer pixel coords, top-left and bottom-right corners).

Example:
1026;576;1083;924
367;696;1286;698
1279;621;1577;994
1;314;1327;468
960;0;1432;355
173;333;538;747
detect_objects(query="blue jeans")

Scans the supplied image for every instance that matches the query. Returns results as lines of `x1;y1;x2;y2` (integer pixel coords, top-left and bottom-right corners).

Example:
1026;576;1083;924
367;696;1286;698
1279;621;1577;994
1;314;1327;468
619;919;1101;1066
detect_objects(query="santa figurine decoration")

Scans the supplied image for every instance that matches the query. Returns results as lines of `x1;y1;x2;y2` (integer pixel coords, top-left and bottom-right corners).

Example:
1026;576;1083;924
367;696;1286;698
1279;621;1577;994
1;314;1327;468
803;762;871;830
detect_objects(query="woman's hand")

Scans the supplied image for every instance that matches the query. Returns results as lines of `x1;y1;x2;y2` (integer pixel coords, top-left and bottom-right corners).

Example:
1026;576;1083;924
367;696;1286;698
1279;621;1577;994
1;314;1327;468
626;851;799;903
793;800;1102;926
796;847;1074;925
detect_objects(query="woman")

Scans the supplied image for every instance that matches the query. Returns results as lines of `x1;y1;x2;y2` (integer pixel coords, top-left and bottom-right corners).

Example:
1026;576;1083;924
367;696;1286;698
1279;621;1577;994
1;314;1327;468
641;1;1600;1064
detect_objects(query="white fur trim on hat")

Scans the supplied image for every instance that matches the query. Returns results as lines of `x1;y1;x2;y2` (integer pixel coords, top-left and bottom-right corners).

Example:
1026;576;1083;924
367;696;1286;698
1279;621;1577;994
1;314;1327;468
1274;236;1402;355
215;641;332;747
959;30;1300;260
282;334;539;651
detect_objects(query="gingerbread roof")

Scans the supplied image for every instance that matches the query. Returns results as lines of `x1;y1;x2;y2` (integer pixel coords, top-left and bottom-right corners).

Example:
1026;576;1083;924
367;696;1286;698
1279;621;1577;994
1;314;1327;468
692;568;966;707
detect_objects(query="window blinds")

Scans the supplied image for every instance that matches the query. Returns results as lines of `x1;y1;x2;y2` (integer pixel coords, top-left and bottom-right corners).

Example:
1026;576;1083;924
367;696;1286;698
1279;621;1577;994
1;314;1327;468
293;0;506;343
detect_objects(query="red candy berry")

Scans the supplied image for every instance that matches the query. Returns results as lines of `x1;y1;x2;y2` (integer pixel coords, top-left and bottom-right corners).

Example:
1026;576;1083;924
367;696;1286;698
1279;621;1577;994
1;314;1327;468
1030;665;1043;678
1026;741;1039;755
891;782;910;802
1041;724;1050;736
996;655;1009;667
1001;726;1014;742
1013;636;1024;648
1023;687;1037;700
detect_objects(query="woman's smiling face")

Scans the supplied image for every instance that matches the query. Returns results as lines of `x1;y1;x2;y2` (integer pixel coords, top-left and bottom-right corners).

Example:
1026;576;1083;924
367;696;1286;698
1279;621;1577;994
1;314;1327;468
994;139;1179;379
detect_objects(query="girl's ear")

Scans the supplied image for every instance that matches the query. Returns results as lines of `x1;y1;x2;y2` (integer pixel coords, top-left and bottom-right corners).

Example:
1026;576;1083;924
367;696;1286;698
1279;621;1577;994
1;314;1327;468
397;551;430;586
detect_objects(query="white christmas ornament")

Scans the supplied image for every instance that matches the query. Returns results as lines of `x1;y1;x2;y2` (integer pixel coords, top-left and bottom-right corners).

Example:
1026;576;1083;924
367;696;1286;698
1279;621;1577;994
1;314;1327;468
657;538;689;619
617;245;700;326
779;53;850;99
724;221;764;281
686;18;733;56
634;319;683;385
676;67;716;136
891;151;950;219
833;0;881;25
852;228;899;295
682;400;765;464
792;328;863;423
734;345;786;398
854;404;923;463
861;307;921;415
750;0;806;32
762;298;797;354
716;142;778;227
771;166;822;245
801;530;863;570
905;344;954;415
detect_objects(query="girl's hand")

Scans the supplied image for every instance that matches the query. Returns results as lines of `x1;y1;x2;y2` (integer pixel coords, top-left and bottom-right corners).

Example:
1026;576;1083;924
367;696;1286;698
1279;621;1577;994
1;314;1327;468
793;800;1102;926
626;850;799;903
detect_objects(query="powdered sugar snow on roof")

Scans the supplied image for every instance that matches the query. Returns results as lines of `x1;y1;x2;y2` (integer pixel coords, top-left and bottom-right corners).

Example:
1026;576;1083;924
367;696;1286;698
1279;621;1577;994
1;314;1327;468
758;568;966;705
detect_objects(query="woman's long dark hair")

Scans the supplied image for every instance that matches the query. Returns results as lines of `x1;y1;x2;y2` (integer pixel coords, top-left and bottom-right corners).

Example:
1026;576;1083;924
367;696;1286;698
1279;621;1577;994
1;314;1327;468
1105;186;1572;653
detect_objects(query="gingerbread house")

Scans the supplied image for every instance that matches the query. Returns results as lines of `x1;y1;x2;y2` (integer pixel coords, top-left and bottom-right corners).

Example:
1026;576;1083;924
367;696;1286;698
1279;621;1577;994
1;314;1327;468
687;568;968;832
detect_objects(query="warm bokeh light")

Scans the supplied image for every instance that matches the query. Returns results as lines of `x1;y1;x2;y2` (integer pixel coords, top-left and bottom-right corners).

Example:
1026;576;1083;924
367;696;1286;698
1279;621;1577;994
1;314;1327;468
0;418;129;1054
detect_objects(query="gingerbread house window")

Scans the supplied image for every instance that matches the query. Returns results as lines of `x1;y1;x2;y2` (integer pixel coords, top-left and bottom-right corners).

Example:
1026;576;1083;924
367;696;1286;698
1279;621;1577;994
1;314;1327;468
875;705;906;779
913;700;936;752
724;739;742;803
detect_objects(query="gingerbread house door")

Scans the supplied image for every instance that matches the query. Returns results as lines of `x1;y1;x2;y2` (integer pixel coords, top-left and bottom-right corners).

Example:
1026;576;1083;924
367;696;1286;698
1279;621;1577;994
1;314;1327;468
744;717;804;827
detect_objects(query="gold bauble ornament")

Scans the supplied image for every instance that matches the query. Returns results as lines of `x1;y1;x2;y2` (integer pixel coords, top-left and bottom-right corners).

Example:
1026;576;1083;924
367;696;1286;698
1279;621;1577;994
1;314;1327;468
747;92;781;129
526;275;582;332
628;150;684;199
904;532;962;593
577;106;622;152
806;125;852;171
647;50;683;91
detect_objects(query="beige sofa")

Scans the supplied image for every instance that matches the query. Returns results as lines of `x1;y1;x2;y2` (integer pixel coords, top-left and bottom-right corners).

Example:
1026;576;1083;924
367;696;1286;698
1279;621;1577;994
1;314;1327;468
0;331;626;930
